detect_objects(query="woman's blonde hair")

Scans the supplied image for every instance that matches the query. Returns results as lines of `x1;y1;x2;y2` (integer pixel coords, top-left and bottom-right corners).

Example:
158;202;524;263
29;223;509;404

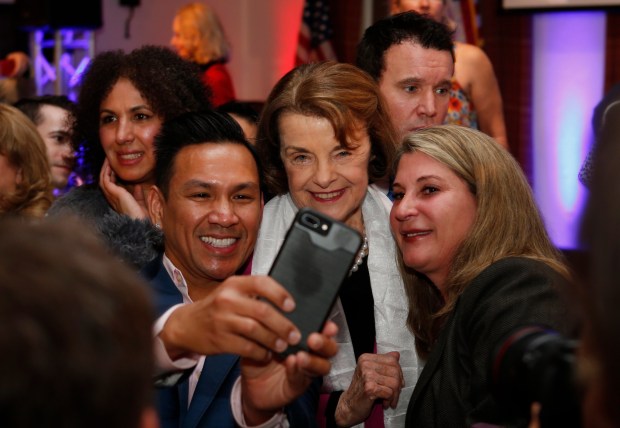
175;2;230;64
0;104;53;217
395;125;568;357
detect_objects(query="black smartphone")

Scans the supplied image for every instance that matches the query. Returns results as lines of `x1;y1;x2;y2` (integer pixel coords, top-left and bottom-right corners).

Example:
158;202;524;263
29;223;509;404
268;207;363;356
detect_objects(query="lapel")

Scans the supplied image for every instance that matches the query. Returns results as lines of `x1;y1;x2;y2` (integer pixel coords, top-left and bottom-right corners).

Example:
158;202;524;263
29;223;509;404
183;354;239;428
408;328;448;409
141;254;184;317
143;255;240;427
408;306;459;411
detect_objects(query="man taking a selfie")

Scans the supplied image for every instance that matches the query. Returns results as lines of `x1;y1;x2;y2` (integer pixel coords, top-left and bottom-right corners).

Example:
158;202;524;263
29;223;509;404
143;110;337;428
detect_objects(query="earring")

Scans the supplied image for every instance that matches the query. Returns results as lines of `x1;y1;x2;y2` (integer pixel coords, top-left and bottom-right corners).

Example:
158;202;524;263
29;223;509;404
155;223;161;229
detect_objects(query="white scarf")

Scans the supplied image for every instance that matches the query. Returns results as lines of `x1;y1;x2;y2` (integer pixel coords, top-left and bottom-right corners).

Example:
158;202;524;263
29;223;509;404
252;185;421;428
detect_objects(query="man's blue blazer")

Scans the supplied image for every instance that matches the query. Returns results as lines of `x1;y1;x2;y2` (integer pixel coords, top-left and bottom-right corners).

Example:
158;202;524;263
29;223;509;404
142;254;320;428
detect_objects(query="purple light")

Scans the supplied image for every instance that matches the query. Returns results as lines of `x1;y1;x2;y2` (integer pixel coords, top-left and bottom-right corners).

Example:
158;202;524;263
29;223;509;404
532;11;605;249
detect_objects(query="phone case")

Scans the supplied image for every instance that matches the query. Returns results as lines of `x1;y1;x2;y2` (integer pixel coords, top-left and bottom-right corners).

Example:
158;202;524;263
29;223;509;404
268;207;363;356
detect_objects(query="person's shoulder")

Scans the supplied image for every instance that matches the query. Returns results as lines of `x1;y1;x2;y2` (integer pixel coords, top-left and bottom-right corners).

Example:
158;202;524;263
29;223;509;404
455;41;490;64
204;61;232;79
99;215;163;269
477;257;562;283
458;257;574;335
47;184;110;219
459;257;567;310
263;193;293;216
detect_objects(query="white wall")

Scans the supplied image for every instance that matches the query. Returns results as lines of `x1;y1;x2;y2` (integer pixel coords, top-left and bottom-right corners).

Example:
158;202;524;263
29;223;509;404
95;0;304;100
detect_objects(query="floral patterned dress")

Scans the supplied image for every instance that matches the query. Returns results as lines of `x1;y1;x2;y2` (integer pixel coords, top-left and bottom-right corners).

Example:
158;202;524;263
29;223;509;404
444;78;478;130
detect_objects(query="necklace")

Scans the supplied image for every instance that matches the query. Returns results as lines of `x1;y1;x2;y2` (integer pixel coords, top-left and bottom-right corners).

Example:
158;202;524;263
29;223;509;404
349;234;369;276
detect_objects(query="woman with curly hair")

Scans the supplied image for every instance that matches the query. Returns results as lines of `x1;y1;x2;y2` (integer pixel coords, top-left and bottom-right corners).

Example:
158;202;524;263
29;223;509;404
48;45;211;268
0;104;53;217
170;3;236;106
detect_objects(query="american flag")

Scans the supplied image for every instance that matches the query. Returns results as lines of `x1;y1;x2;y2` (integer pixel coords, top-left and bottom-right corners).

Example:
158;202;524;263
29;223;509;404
295;0;337;66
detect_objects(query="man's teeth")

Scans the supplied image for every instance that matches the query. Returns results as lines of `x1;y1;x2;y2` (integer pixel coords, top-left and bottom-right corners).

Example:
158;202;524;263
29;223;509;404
314;191;341;199
120;153;143;160
200;236;236;247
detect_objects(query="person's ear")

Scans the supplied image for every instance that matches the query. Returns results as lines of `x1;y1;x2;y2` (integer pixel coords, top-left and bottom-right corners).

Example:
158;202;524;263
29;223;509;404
147;185;165;228
138;406;159;428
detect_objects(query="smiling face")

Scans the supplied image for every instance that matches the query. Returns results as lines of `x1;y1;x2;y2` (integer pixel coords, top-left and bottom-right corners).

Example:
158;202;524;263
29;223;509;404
150;143;262;289
390;151;476;291
278;113;371;233
37;104;74;189
378;42;453;140
98;79;162;186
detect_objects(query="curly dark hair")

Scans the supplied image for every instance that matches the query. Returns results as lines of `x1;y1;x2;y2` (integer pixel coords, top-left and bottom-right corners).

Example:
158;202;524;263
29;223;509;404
75;45;212;181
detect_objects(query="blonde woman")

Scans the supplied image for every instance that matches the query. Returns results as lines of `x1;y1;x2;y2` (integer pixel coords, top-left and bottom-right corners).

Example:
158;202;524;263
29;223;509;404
171;2;236;106
0;104;52;217
390;125;576;426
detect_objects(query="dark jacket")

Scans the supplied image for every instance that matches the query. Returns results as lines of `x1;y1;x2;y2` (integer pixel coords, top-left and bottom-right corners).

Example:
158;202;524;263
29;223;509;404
405;257;577;427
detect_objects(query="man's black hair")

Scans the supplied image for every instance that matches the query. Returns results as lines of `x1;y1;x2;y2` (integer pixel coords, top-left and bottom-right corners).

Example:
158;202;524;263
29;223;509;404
154;110;263;197
356;11;454;81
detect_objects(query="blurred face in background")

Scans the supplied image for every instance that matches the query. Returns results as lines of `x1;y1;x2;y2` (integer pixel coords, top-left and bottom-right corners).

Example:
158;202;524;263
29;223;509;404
391;0;445;22
36;104;74;189
171;16;198;61
98;78;162;186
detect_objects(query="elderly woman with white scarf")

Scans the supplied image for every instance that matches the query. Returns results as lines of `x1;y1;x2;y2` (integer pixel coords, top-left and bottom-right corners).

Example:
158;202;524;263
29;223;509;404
252;61;420;428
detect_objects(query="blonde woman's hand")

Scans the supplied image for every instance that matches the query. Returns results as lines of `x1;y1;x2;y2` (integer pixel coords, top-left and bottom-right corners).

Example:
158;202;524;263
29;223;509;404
335;351;404;427
99;158;148;219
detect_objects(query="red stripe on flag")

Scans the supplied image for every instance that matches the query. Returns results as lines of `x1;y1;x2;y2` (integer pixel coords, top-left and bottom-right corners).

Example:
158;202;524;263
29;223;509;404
295;0;337;66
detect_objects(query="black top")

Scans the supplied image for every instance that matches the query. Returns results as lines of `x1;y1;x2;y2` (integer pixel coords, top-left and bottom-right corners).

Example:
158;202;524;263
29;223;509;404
325;256;376;427
339;256;375;360
405;257;578;427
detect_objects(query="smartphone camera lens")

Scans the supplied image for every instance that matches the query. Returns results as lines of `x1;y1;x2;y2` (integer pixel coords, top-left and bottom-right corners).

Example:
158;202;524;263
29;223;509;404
301;213;321;229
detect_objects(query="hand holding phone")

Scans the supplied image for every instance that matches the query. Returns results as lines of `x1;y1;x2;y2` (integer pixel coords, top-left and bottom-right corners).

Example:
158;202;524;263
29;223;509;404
268;208;362;356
